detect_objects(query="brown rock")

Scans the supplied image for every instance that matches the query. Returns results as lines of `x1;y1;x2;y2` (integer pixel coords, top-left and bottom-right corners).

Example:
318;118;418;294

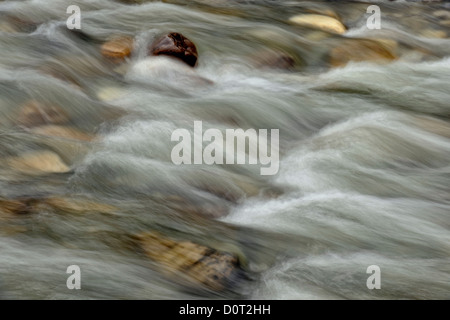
329;39;397;67
6;150;71;175
17;100;69;128
253;50;296;70
149;33;198;67
41;197;117;214
420;29;447;39
30;125;94;142
1;15;39;33
0;199;32;216
101;36;134;61
137;231;241;291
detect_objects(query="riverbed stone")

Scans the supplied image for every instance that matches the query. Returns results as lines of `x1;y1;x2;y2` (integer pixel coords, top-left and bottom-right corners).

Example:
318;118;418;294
420;29;447;38
137;231;241;291
253;50;296;70
6;150;71;175
289;14;346;34
149;32;198;67
30;125;94;142
329;39;397;67
40;197;117;214
101;36;134;61
0;199;33;216
17;100;69;128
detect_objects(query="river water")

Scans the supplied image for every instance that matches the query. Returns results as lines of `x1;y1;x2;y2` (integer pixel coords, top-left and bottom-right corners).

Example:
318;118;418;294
0;0;449;299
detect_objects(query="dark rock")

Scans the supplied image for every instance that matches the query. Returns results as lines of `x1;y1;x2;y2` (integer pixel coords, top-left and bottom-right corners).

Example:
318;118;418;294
0;199;34;216
149;33;198;67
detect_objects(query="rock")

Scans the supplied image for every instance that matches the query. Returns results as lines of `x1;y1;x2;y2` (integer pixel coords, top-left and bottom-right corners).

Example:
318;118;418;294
289;14;346;35
6;150;71;175
149;32;198;67
39;66;83;90
137;231;241;291
17;100;69;128
101;36;134;62
0;199;34;216
0;21;19;33
40;197;117;215
420;29;447;38
0;15;39;33
253;50;296;70
29;125;94;142
433;10;450;20
329;39;397;67
1;196;116;217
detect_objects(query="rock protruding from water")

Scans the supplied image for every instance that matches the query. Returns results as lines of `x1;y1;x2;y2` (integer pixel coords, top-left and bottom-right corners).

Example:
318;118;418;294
137;231;241;291
289;14;346;34
101;36;134;62
149;33;199;67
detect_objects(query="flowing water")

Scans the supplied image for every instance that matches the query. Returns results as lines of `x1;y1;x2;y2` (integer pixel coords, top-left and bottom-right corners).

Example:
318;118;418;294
0;0;450;299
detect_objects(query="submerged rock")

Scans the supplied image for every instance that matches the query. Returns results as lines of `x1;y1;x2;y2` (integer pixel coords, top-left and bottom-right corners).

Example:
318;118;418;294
29;125;94;142
137;231;242;291
39;197;117;215
6;150;71;175
0;199;34;216
289;14;346;35
101;36;134;62
420;29;447;39
17;100;69;128
149;32;198;67
253;50;296;70
329;39;397;67
0;14;39;33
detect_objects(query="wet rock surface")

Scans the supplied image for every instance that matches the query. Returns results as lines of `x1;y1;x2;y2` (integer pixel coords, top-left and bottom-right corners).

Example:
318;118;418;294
149;32;199;67
137;231;243;292
17;101;70;128
5;150;71;175
101;36;135;62
289;14;346;34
